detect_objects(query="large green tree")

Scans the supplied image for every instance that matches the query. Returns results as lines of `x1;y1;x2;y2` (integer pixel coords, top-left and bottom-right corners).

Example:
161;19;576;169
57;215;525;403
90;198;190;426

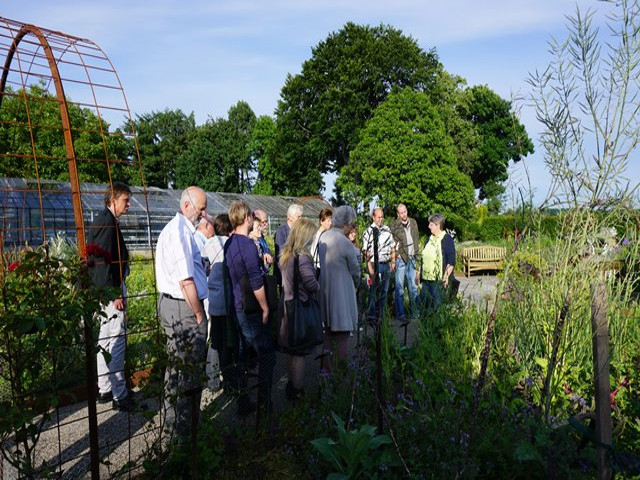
429;74;534;208
455;85;534;199
131;109;195;188
250;115;283;195
227;101;256;192
0;84;129;182
175;102;257;193
274;22;442;195
338;88;475;221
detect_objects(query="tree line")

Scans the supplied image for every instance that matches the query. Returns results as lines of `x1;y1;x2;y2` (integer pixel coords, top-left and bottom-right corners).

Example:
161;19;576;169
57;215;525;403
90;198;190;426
0;22;533;223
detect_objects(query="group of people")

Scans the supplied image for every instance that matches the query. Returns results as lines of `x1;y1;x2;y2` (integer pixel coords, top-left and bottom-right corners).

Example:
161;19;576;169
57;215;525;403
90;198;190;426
363;205;457;323
88;183;457;441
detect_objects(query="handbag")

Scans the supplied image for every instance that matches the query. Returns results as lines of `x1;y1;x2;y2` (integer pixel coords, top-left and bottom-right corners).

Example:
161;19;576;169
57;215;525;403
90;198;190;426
285;255;323;350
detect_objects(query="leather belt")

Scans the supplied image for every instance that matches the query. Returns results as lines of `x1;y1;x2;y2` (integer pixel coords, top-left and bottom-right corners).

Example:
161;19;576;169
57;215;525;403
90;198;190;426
162;293;185;301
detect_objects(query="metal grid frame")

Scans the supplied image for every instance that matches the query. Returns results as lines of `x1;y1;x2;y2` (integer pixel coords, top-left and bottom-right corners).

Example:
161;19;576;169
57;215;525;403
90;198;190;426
0;17;157;479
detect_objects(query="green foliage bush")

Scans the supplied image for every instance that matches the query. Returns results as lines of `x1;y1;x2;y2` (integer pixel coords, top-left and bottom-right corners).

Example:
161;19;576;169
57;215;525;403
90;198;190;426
478;215;518;241
124;255;160;373
0;245;111;475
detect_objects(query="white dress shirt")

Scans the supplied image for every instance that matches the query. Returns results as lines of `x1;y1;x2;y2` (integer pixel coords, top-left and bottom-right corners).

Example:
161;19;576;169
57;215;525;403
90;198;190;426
155;213;207;299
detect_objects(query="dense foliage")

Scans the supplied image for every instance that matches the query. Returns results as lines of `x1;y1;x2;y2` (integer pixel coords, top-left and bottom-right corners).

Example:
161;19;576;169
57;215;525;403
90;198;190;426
0;242;112;476
271;22;441;196
131;108;196;188
0;84;130;183
175;101;256;193
338;87;475;221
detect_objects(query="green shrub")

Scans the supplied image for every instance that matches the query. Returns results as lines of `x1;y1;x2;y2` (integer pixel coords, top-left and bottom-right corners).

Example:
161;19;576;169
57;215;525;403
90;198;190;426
479;215;520;241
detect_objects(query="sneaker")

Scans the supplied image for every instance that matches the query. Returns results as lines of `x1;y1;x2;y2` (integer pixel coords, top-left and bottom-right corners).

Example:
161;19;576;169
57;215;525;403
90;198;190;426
112;395;136;412
97;391;113;404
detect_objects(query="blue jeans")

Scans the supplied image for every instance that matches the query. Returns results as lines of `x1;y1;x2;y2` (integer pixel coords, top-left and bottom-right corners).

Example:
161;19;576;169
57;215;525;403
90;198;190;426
419;280;444;313
234;309;276;413
394;257;418;320
368;262;391;319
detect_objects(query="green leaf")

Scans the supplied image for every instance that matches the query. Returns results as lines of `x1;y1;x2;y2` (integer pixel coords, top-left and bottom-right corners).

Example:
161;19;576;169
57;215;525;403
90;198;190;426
514;441;544;465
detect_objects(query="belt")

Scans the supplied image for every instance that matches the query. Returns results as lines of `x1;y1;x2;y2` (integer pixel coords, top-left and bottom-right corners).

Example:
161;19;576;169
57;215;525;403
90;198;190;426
162;293;185;301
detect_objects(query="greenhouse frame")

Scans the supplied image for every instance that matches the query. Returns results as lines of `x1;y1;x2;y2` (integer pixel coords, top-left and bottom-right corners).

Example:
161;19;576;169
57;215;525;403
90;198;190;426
0;177;332;251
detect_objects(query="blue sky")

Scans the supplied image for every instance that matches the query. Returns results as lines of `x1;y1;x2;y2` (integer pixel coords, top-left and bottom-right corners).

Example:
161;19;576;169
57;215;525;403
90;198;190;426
4;0;636;207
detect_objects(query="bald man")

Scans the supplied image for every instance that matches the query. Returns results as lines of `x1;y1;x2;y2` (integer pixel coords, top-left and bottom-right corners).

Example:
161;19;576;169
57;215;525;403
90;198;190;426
156;186;208;440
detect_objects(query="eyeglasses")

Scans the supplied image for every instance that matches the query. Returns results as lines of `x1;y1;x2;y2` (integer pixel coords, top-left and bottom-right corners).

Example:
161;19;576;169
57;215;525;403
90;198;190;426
253;213;268;224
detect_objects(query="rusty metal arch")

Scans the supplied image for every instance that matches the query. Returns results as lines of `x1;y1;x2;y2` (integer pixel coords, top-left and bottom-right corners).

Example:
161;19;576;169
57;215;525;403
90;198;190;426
0;21;87;253
0;17;157;479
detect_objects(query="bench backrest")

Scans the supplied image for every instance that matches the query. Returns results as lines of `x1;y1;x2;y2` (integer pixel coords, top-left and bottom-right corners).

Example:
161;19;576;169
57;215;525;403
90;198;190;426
462;246;506;260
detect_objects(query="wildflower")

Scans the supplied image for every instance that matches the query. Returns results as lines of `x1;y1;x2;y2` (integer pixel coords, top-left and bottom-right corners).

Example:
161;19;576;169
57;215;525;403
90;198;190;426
445;380;456;397
8;261;20;271
622;238;630;246
610;374;630;408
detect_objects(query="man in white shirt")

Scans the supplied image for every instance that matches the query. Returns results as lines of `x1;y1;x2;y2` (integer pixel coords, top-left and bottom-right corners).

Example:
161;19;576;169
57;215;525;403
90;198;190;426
362;207;396;319
155;186;208;440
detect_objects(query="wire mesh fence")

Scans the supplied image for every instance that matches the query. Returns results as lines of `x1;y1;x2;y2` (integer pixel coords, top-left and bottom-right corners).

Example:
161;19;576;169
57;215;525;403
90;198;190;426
0;16;159;479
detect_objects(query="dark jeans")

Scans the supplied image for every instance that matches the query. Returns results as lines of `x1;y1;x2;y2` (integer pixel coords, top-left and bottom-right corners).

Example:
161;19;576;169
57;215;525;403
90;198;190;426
419;280;444;313
234;309;276;413
368;262;391;319
159;296;208;439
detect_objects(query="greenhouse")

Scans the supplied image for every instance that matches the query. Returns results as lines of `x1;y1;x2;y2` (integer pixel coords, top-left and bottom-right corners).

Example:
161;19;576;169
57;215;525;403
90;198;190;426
0;177;331;250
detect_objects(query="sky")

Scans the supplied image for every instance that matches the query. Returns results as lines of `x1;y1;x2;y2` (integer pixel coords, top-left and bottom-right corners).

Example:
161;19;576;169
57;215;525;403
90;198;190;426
3;0;637;207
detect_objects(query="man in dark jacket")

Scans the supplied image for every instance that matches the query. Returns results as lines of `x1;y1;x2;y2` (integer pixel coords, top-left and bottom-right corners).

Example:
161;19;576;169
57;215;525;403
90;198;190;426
390;203;420;321
87;182;133;411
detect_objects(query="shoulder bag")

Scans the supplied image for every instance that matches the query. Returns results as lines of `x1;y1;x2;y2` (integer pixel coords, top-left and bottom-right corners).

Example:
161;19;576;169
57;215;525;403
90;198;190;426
285;255;323;350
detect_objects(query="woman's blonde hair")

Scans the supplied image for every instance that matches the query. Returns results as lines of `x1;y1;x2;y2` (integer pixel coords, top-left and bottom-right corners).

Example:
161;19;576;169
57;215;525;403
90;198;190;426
279;217;317;268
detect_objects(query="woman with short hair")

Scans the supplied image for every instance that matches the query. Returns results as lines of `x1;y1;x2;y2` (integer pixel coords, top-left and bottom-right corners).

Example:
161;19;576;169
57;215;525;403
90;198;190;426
416;213;456;312
317;205;360;371
202;214;233;389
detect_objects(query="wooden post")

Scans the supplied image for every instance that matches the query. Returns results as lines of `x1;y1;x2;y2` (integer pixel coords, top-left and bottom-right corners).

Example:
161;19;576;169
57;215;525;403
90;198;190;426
591;282;612;480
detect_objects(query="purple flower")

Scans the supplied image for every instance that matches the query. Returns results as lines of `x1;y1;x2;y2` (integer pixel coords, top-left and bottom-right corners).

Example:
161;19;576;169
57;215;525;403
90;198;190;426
622;238;630;246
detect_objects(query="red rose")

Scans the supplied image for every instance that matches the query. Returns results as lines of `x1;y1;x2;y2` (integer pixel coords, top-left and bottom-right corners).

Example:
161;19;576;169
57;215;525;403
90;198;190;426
86;243;100;256
85;243;112;264
8;261;20;271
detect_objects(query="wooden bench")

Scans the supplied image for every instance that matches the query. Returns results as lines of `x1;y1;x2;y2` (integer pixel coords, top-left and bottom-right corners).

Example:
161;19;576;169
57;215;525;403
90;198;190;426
462;246;506;277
